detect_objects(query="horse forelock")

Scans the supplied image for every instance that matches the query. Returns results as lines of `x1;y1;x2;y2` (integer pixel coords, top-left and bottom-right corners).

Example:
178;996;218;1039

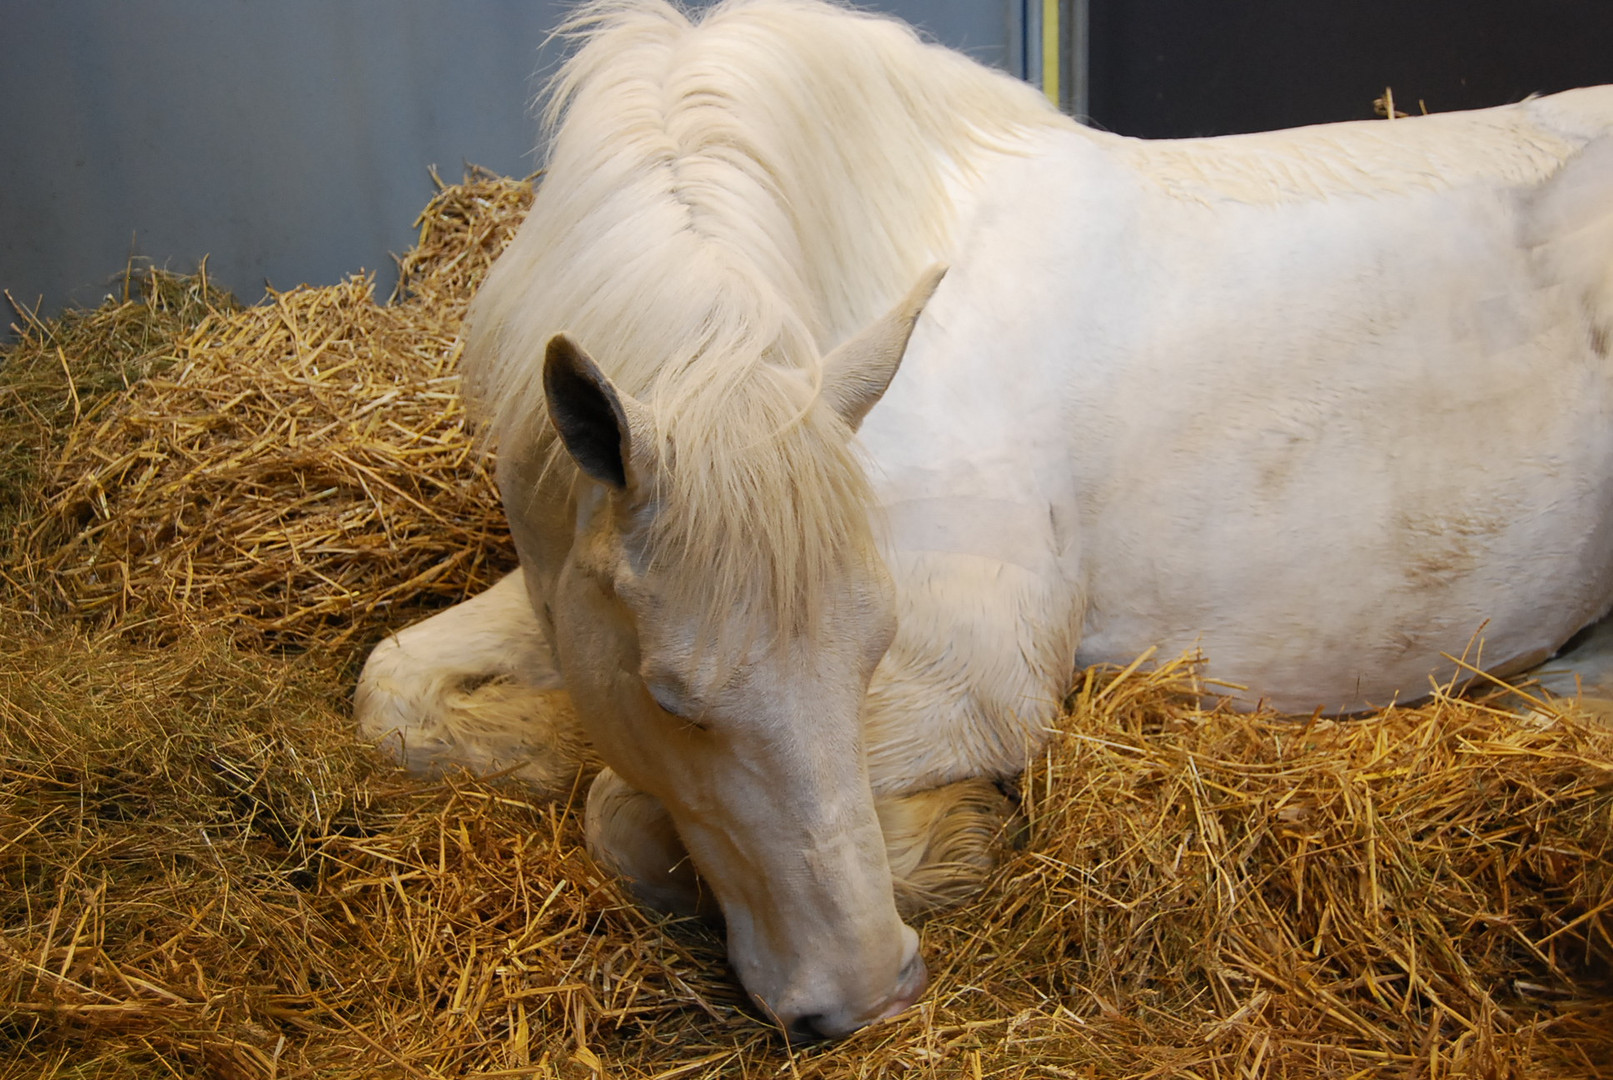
461;0;1059;644
648;342;880;649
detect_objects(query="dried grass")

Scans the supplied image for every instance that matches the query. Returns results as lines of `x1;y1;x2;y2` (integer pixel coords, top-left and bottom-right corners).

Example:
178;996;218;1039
2;626;1607;1078
0;266;235;537
4;170;532;651
2;171;1610;1078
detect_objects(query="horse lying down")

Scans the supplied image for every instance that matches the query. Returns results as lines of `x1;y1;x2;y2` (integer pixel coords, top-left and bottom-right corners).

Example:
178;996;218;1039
356;0;1613;1041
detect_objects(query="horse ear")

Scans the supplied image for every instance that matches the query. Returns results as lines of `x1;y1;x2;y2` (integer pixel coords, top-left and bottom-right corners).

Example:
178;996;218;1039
820;264;947;431
543;334;652;490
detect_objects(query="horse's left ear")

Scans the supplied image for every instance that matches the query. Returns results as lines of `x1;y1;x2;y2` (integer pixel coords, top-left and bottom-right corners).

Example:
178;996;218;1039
543;334;654;490
820;265;947;431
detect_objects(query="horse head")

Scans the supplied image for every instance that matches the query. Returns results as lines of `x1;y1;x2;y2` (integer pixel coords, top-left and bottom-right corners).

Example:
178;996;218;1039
538;269;944;1039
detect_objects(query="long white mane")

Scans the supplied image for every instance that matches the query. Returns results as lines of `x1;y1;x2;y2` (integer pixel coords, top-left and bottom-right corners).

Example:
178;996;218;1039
462;0;1060;632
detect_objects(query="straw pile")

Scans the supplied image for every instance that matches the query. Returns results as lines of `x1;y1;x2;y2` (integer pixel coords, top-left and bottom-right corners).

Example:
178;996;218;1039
3;171;1611;1079
4;169;531;651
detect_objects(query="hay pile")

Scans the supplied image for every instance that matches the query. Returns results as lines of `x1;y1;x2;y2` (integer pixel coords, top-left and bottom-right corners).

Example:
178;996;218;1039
2;171;1611;1079
3;170;530;650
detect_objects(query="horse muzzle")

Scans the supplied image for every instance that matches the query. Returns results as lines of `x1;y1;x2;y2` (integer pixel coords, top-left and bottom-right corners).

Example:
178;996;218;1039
778;946;930;1042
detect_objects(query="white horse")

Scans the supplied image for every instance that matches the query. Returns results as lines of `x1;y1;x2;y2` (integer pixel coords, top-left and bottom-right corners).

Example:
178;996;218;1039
356;0;1613;1039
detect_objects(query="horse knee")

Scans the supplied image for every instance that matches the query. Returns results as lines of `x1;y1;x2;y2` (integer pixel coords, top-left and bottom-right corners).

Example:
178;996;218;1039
877;778;1020;917
356;615;596;799
585;769;714;919
354;631;445;759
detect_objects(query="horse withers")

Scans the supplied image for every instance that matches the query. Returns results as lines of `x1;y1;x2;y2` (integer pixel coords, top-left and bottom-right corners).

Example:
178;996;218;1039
356;0;1613;1039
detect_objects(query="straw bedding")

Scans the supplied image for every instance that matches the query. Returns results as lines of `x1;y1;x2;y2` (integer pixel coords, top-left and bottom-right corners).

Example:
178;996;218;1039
2;172;1610;1079
4;169;527;651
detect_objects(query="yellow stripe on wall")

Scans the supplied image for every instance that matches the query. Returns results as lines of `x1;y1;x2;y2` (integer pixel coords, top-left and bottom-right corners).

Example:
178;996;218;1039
1042;0;1059;106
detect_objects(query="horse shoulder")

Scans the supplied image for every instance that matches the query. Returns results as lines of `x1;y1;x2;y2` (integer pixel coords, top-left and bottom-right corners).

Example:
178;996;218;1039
862;550;1082;793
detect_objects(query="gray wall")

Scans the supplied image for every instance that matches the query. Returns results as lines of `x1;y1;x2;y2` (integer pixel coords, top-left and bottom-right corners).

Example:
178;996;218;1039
1;1;1016;333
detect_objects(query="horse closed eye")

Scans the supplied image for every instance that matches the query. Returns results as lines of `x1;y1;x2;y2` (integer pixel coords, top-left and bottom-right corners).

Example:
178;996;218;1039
647;680;707;728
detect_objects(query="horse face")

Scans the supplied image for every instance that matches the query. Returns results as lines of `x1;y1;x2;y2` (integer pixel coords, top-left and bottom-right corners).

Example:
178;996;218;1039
552;470;912;1038
536;271;944;1039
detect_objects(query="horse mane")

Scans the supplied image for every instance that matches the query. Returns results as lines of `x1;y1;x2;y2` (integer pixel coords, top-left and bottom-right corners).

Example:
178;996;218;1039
462;0;1060;638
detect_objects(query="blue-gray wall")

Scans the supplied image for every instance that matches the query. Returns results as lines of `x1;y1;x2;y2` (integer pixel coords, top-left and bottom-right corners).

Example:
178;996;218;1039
0;2;1016;333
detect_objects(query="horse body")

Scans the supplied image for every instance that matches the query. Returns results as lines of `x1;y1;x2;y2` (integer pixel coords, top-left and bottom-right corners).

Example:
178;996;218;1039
357;0;1613;1038
867;101;1613;724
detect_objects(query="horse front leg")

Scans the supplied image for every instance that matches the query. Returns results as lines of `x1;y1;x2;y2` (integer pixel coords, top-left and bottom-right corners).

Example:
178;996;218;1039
585;768;716;919
877;778;1021;917
355;570;598;799
585;766;1017;922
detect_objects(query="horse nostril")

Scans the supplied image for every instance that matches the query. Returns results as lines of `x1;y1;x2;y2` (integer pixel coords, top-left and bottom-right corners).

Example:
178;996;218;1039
881;951;929;1019
784;1013;828;1044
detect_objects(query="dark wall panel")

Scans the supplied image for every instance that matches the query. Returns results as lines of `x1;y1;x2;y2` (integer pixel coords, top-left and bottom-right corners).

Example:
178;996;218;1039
1087;0;1613;138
